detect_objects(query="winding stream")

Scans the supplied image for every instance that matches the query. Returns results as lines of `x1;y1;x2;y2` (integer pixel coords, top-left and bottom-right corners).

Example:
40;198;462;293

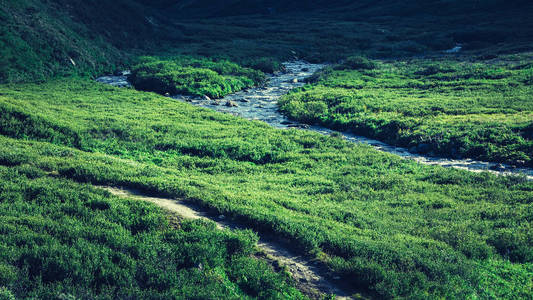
96;61;533;180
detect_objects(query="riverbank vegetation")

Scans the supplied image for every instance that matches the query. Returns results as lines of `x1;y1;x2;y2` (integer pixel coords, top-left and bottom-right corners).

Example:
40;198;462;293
129;56;265;98
1;79;532;298
279;54;533;166
3;0;532;84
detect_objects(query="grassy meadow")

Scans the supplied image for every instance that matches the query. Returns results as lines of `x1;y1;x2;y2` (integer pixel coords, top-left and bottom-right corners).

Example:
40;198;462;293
0;165;304;299
1;79;532;298
279;55;533;166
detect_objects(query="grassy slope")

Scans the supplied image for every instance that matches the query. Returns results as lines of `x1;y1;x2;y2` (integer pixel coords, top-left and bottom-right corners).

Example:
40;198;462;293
0;164;304;299
279;55;533;166
0;79;531;299
0;0;174;83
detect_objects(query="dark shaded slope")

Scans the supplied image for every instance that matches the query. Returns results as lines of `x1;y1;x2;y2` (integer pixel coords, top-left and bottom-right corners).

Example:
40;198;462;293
0;0;172;83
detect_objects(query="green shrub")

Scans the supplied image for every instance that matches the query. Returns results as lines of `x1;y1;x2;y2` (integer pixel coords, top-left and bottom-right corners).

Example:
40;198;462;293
0;288;15;300
129;57;265;98
337;56;377;70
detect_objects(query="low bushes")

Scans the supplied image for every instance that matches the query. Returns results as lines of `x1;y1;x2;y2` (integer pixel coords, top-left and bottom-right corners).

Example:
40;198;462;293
129;56;265;98
0;166;303;299
1;78;532;299
280;56;533;166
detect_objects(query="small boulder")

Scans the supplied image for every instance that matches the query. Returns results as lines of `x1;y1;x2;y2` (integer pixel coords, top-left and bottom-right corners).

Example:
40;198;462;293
240;98;251;103
164;92;171;97
202;95;211;101
416;143;431;153
225;101;238;107
292;78;298;83
490;164;506;171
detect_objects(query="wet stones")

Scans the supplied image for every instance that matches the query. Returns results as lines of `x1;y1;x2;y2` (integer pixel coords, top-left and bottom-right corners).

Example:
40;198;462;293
225;101;238;107
490;163;506;171
240;98;251;103
287;124;310;129
409;143;431;153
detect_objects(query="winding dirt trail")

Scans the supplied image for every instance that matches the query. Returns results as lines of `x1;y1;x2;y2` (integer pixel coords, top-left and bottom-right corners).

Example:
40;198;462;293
100;186;354;300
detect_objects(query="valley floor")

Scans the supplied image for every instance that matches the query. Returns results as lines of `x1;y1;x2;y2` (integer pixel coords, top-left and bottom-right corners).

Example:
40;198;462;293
1;77;532;299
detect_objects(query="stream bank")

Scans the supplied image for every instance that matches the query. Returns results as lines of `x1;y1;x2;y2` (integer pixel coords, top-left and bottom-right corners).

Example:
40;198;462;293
97;61;533;179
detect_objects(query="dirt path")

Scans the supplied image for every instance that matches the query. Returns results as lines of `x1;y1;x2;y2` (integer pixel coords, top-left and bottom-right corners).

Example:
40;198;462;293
100;186;354;300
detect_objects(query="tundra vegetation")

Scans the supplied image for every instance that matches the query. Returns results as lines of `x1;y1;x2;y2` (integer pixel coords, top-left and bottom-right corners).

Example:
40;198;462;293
0;80;532;299
279;55;533;166
1;0;533;299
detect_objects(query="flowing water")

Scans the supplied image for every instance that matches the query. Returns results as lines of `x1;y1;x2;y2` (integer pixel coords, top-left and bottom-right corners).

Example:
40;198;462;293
97;61;533;180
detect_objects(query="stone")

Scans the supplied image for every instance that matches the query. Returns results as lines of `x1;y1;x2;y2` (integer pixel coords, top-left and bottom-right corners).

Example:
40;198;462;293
416;143;431;153
490;164;506;171
225;101;238;107
240;98;251;103
202;95;211;101
288;124;309;129
164;92;171;97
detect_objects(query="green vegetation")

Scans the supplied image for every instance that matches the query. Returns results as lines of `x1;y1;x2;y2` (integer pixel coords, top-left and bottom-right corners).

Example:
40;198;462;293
1;78;532;298
280;55;533;166
129;56;265;98
0;0;166;83
0;165;304;299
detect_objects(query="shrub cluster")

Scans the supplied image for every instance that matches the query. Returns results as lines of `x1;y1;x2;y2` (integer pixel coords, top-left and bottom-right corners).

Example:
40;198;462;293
129;56;265;98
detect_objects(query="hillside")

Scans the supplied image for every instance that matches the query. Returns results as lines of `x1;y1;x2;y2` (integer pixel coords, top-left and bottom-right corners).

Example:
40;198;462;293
0;0;172;82
2;0;533;83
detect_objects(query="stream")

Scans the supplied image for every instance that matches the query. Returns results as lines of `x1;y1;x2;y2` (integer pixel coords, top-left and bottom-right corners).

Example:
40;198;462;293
97;61;533;180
